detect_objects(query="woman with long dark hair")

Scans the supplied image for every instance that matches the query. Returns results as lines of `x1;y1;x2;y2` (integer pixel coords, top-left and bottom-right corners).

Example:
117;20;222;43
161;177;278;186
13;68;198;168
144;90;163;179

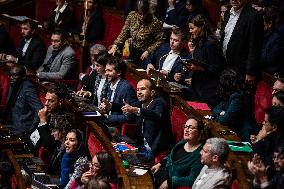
183;14;225;108
60;129;88;188
80;0;105;44
212;69;245;138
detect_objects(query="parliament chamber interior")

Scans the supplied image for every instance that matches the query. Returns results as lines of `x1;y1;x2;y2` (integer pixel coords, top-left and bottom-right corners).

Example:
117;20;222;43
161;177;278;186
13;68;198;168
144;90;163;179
0;0;284;189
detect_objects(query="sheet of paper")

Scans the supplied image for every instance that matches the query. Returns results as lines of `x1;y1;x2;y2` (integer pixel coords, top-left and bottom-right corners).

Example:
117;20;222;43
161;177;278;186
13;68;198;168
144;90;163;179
133;168;148;175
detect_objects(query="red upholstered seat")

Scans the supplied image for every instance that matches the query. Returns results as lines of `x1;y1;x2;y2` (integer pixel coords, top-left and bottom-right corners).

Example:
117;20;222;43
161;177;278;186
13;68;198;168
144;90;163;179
116;0;126;11
38;147;51;165
10;25;21;48
0;70;10;110
88;132;105;157
125;72;138;91
254;81;272;125
103;12;125;47
171;106;188;143
35;0;55;23
121;123;137;139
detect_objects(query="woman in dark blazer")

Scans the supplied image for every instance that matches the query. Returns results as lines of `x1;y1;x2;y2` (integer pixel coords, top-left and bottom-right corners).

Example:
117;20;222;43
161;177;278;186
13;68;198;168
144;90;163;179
80;0;105;44
183;14;225;108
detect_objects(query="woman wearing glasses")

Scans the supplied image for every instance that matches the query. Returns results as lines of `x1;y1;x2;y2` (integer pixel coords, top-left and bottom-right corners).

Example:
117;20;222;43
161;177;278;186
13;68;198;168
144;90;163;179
151;117;205;189
70;152;117;189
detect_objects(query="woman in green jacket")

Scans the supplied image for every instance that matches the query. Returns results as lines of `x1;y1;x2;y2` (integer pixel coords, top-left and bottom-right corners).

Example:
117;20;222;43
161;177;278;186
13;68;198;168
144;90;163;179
151;116;205;189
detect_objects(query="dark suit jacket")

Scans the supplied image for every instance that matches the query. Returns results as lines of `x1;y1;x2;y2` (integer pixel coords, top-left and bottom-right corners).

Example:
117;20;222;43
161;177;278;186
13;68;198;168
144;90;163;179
80;67;97;93
84;8;105;43
48;5;76;32
221;5;263;77
191;39;225;108
145;43;191;83
18;34;46;71
106;79;138;125
0;25;16;54
136;96;174;155
164;0;188;28
261;23;284;76
6;79;43;136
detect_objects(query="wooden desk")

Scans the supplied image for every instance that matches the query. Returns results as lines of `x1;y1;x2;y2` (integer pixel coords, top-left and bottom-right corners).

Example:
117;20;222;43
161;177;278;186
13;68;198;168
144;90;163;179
2;149;28;189
86;121;154;189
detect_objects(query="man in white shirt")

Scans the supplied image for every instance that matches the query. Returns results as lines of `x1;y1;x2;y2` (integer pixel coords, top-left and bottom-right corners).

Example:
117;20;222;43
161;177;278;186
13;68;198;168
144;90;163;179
99;56;137;127
192;137;231;189
145;27;191;83
221;0;263;84
0;19;46;71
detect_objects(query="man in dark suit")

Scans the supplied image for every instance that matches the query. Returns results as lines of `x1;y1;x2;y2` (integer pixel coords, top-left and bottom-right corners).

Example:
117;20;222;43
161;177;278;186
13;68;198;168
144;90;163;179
122;79;174;159
45;0;76;32
4;64;43;137
99;56;137;127
3;19;46;71
221;0;263;84
145;27;191;84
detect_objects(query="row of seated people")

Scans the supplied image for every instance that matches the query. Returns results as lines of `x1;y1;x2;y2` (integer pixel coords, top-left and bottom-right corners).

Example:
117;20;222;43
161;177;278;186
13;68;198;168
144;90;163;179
1;0;283;114
0;19;77;80
0;63;228;188
0;54;281;188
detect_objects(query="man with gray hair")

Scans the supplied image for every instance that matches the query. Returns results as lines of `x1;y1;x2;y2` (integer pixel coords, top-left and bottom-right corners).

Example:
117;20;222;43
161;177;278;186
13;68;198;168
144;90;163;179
192;137;231;189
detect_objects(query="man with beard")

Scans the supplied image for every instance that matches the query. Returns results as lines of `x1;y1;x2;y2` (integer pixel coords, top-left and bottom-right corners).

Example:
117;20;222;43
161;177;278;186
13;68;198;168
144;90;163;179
0;19;46;71
4;64;43;137
98;56;137;127
122;78;174;159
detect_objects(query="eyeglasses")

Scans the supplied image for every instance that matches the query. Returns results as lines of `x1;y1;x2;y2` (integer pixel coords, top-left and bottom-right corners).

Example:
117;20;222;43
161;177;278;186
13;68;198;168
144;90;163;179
183;125;198;130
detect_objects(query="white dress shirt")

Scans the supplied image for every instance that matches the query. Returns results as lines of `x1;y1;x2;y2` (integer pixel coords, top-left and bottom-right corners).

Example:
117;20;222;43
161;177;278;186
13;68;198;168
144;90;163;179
222;7;243;57
161;51;179;73
54;2;68;24
22;38;32;56
109;79;120;103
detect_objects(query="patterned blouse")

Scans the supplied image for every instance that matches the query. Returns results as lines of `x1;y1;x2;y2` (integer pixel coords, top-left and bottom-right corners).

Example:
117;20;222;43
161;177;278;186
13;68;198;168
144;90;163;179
114;11;164;53
64;156;88;189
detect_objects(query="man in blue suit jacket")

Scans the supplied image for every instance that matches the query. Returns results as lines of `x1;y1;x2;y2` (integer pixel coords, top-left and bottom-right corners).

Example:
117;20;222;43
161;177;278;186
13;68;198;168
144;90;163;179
4;65;43;137
99;56;137;127
145;27;191;84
